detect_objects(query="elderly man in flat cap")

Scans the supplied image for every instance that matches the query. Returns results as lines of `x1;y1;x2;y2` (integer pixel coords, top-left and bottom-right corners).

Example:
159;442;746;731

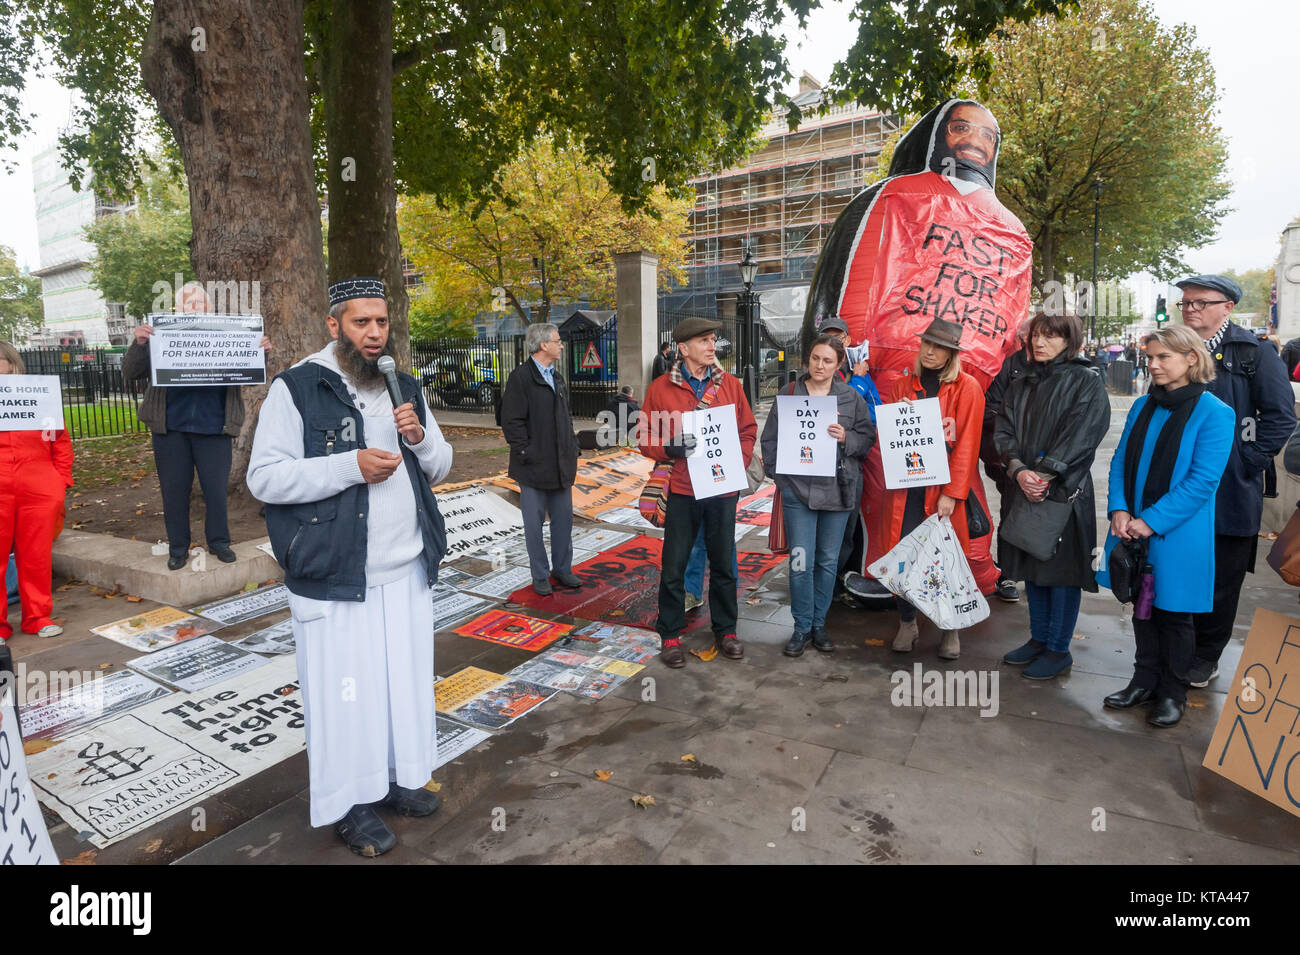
639;317;757;668
248;277;453;856
1173;274;1296;688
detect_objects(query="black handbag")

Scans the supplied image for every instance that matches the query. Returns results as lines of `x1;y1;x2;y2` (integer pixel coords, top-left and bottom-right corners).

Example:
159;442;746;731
965;494;990;538
1107;537;1148;604
999;491;1074;562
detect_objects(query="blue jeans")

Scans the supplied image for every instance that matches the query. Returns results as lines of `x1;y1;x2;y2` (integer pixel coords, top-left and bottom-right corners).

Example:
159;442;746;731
5;553;17;605
684;526;737;598
781;487;853;633
1025;582;1082;653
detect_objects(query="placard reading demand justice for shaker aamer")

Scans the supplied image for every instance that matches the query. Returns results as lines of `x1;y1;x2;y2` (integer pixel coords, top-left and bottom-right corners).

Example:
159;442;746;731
0;375;63;432
774;394;838;477
682;403;748;499
148;312;265;386
877;398;950;489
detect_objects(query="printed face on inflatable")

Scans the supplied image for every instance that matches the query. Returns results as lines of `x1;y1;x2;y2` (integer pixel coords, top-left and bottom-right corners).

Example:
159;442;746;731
802;98;1033;392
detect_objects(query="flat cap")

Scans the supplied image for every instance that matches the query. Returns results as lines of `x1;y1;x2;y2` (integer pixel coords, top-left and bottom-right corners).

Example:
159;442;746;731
818;315;850;336
672;316;721;343
1175;274;1242;305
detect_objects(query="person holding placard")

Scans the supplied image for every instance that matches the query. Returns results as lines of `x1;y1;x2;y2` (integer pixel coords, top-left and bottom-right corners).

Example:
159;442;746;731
883;319;986;660
761;335;875;656
0;342;74;642
993;312;1110;680
639;317;757;668
124;282;272;571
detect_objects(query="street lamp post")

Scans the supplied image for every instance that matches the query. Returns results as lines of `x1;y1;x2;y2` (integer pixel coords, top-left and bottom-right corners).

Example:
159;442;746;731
1091;177;1104;342
739;249;759;406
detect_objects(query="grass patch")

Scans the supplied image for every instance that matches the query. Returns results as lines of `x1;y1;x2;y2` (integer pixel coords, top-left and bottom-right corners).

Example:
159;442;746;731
71;432;155;488
63;402;144;439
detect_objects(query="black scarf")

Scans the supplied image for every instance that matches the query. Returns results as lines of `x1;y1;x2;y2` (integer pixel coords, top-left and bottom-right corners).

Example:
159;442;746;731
1123;382;1206;516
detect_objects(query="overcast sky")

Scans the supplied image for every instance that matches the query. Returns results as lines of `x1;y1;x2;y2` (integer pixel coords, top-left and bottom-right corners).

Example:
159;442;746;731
2;1;1293;292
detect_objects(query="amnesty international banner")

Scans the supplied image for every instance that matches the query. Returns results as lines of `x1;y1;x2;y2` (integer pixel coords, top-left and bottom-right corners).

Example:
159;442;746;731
1203;608;1300;818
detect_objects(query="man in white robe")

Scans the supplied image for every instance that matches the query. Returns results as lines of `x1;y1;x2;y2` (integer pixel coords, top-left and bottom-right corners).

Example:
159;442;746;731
248;277;452;856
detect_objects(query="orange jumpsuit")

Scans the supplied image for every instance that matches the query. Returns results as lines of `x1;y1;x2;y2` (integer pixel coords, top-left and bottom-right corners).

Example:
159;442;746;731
0;428;73;638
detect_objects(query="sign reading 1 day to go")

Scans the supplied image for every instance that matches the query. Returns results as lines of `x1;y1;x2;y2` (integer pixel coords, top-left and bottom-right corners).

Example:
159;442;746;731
775;394;837;477
682;403;747;499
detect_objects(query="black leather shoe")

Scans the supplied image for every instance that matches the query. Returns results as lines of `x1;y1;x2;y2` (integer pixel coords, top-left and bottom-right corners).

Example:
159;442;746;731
380;783;442;817
1104;684;1156;709
810;626;834;653
0;641;13;680
1147;697;1186;727
532;578;553;596
335;804;397;857
211;544;237;563
167;554;187;571
783;631;809;657
551;570;582;589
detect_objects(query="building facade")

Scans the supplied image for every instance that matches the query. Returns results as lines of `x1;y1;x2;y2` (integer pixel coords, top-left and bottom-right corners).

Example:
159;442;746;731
29;145;131;346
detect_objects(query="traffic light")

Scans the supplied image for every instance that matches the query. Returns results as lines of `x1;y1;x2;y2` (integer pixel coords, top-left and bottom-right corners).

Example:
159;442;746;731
1155;295;1168;326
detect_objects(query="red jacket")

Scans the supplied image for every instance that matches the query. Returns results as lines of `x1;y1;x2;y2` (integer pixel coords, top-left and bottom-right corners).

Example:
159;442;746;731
639;363;756;498
0;428;74;489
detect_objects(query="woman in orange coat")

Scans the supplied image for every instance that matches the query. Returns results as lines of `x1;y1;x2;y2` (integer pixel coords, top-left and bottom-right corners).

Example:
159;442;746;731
0;342;74;645
885;319;986;660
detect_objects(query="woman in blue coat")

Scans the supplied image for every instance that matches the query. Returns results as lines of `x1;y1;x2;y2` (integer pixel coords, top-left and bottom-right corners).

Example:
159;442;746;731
1096;325;1234;728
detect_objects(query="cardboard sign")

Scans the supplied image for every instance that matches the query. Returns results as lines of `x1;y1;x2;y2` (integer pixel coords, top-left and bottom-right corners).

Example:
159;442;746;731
0;375;63;432
0;697;59;863
1203;608;1300;818
148;312;265;386
877;398;950;489
683;403;747;499
775;394;838;477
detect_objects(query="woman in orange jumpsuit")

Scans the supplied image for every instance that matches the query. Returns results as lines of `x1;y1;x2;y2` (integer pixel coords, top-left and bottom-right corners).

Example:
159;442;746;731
0;342;73;642
882;319;985;661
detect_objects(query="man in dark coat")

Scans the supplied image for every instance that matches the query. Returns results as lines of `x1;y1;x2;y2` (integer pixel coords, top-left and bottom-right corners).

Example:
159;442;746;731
1175;274;1298;687
500;322;582;596
652;342;673;379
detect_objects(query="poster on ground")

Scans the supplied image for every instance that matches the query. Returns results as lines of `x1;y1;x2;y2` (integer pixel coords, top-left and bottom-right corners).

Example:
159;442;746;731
453;609;573;651
190;584;289;626
91;606;221;653
435;667;508;713
460;565;536;600
433;715;491;769
447;677;556;730
437;486;528;559
877;398;950;489
594;506;654;529
29;655;305;848
735;484;776;526
0;697;58;864
775;394;838;477
127;635;268;692
1203;608;1300;819
148;312;265;386
230;618;296;655
18;668;173;741
0;375;63;432
682;403;747;498
432;591;494;631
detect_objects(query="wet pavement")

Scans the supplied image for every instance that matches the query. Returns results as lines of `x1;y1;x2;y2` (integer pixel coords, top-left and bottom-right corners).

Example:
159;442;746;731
19;393;1300;864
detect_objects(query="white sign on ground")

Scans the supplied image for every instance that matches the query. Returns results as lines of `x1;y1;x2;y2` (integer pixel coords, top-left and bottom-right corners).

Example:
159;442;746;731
433;715;490;769
437;486;527;559
127;635;268;692
190;584;289;626
19;669;173;741
775;394;838;477
0;375;62;432
0;696;58;863
460;565;534;599
877;398;950;489
432;590;494;631
230;618;296;655
682;403;747;498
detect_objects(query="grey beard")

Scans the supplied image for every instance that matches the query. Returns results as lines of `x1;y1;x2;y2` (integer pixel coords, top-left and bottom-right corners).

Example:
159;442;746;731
336;334;388;386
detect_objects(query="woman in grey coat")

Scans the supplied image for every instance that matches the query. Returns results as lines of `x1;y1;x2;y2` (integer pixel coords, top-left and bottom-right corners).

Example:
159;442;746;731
762;335;876;656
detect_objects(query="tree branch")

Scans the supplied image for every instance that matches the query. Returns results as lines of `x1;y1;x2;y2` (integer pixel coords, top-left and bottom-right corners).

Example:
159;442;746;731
392;33;457;74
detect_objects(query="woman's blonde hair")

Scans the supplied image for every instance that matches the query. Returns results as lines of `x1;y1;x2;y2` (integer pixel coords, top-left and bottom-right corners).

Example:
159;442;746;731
0;341;25;374
1142;325;1216;384
913;344;962;384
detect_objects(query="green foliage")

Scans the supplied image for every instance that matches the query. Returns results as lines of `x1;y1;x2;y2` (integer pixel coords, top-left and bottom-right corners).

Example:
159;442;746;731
1221;267;1273;317
407;282;478;339
973;0;1231;289
0;244;42;340
84;163;194;319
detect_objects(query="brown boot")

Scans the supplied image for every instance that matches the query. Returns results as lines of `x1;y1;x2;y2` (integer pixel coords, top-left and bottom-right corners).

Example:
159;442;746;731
892;618;919;652
715;632;744;659
660;638;686;669
938;630;961;660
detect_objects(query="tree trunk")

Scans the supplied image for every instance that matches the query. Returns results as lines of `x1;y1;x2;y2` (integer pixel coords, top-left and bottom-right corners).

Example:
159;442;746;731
321;0;409;366
141;0;327;494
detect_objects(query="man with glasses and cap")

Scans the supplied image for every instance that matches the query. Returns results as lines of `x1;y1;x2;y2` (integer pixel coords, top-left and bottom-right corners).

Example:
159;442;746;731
1173;274;1295;688
248;276;453;856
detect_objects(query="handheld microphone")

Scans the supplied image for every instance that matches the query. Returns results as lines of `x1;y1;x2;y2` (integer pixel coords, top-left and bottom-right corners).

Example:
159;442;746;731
376;355;404;410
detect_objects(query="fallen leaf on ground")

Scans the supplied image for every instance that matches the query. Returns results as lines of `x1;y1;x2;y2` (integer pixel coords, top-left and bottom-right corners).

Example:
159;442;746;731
98;663;111;670
863;638;884;647
56;583;77;592
47;773;56;778
142;839;163;854
973;843;983;856
594;770;613;781
242;582;258;592
262;579;277;587
834;723;842;728
62;849;97;865
1187;700;1206;709
680;753;697;763
631;794;656;809
23;738;57;755
124;595;142;603
746;595;762;605
423;779;442;793
1261;532;1279;541
689;646;718;662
